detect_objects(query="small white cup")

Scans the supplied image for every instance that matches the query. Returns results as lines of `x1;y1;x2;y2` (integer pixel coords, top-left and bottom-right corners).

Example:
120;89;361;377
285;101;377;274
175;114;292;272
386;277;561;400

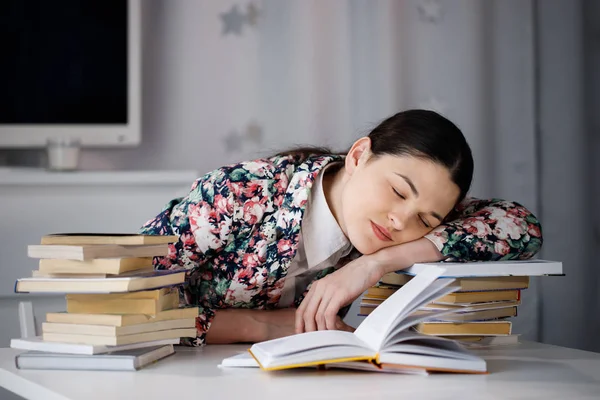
46;137;81;171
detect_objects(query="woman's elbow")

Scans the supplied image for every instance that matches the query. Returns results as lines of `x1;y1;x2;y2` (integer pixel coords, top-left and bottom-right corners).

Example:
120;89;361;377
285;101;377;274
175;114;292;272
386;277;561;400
505;200;544;259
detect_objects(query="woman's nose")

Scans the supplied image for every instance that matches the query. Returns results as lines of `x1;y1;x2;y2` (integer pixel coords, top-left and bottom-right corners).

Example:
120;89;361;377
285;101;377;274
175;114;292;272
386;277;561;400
388;210;408;231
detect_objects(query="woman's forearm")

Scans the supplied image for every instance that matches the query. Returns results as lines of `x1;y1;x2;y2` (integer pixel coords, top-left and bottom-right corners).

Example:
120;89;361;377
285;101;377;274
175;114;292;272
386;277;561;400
370;237;446;275
205;309;265;344
205;308;296;344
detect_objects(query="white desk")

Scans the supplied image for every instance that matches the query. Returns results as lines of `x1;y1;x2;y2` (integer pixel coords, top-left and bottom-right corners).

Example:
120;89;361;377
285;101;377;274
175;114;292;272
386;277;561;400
1;341;599;400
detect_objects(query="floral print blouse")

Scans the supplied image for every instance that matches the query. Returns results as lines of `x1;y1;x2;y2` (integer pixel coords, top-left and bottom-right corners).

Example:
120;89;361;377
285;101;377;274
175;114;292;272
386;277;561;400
139;154;543;346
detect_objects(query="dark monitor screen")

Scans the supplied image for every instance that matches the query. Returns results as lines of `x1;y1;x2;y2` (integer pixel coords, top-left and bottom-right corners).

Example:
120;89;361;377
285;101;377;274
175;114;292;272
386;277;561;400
0;0;128;124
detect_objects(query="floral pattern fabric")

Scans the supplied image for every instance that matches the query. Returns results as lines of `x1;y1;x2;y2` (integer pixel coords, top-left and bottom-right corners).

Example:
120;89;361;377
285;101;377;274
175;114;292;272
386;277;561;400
425;198;543;261
139;155;543;346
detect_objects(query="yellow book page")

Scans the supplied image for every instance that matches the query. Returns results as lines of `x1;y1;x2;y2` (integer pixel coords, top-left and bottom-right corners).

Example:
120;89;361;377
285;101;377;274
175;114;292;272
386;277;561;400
247;349;375;371
379;362;488;375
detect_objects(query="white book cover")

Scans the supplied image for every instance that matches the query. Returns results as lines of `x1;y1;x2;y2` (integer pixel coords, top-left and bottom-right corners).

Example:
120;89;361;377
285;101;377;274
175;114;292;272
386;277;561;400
401;259;563;277
10;336;180;355
15;345;175;371
219;352;259;368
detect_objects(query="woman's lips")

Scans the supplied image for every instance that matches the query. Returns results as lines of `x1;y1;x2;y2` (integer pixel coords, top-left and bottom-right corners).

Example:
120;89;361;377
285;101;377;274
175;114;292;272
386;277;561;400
371;221;392;241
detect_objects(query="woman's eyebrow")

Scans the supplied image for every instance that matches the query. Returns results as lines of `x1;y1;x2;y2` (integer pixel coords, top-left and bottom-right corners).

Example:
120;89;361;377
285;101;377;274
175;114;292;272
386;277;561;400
394;173;419;197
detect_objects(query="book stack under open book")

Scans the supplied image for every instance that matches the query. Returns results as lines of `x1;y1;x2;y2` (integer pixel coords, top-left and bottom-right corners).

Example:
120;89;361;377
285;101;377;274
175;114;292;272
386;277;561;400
359;260;563;348
10;233;198;371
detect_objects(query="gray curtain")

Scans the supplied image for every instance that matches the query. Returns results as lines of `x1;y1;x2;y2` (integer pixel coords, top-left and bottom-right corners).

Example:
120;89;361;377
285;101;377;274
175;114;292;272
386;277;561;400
536;0;598;352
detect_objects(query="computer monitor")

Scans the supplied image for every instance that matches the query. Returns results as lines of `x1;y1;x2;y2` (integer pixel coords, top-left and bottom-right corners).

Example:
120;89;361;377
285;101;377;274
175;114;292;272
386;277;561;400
0;0;141;148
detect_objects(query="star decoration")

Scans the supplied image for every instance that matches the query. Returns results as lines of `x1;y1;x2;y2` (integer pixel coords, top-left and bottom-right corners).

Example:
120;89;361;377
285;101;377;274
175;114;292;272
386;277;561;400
418;0;443;23
245;121;263;144
223;130;242;153
220;5;245;36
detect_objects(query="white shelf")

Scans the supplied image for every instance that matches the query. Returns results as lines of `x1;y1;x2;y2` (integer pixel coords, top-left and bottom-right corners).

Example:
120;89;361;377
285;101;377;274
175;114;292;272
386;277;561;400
0;168;199;186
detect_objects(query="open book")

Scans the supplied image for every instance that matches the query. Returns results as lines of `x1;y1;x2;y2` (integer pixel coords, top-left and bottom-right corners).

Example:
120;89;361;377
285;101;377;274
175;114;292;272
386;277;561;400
248;266;487;374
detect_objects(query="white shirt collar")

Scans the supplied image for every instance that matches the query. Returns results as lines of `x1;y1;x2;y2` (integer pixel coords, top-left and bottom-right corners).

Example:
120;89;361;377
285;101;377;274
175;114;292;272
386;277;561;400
301;162;352;268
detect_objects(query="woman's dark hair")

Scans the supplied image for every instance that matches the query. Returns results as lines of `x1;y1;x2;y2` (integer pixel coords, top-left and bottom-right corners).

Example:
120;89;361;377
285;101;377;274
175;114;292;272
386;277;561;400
276;109;474;203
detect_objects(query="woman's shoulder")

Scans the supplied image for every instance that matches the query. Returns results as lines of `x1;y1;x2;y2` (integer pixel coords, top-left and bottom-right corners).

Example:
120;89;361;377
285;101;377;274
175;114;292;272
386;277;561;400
206;154;344;183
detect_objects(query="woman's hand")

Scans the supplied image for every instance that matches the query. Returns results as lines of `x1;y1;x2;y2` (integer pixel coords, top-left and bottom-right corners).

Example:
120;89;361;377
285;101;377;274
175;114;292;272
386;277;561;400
295;237;445;334
295;254;384;333
207;307;344;344
262;308;354;340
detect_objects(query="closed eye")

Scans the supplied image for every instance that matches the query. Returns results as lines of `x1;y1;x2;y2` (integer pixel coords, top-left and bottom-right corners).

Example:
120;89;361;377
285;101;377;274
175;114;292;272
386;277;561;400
420;217;431;228
392;187;406;200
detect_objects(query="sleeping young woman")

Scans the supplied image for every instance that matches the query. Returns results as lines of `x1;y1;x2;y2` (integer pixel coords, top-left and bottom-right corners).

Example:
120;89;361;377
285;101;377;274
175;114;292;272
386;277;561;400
140;109;542;346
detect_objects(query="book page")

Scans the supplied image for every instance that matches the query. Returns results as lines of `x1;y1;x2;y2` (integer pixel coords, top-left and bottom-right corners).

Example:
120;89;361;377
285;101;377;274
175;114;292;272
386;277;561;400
326;361;429;375
392;279;457;323
354;266;447;351
383;333;475;358
250;330;368;358
382;310;457;347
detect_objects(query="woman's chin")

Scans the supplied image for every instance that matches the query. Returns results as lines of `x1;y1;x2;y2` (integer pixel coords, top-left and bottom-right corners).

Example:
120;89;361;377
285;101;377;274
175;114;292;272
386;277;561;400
349;236;382;255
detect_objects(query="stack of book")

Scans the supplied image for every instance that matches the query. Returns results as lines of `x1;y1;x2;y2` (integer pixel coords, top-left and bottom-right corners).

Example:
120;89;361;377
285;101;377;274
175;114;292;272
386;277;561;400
10;233;198;371
359;260;563;347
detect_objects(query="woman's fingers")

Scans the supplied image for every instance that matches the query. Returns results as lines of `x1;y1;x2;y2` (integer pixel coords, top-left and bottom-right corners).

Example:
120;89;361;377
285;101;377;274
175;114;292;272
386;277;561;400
315;292;334;331
295;288;313;333
323;296;342;331
296;278;354;333
302;285;324;332
296;283;322;333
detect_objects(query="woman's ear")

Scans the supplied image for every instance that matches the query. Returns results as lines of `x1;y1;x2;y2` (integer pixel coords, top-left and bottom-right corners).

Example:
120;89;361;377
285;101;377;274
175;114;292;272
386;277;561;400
344;137;371;175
